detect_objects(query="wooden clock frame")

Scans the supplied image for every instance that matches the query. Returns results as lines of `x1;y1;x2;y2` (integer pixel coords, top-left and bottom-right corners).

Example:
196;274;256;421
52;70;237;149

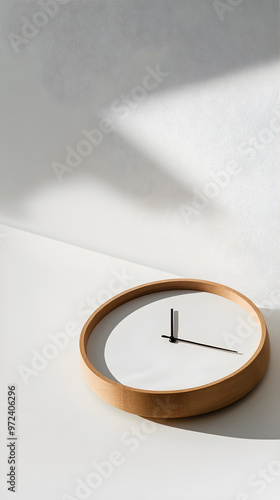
79;279;270;418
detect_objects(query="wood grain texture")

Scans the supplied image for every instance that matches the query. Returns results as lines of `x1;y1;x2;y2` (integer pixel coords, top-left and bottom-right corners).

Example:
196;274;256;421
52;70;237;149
79;279;270;418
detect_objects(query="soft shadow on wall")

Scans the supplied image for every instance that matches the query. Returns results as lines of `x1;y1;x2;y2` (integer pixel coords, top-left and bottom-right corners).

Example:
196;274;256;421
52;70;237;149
0;0;279;207
3;0;279;105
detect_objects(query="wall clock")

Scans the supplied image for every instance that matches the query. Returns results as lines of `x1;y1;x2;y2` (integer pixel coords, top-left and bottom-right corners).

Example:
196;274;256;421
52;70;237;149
79;279;270;418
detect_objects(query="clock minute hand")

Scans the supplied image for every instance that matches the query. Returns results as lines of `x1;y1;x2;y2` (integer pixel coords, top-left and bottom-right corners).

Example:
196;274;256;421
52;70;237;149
161;335;242;354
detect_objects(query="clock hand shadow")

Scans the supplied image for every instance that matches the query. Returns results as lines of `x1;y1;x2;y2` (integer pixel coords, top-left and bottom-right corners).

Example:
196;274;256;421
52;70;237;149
173;310;179;339
147;308;280;440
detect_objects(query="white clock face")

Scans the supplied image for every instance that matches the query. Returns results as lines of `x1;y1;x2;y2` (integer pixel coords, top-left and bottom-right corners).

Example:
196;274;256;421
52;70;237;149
86;291;262;391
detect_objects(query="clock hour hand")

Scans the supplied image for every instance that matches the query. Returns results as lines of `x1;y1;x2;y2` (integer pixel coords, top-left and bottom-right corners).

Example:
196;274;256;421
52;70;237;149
161;334;242;354
169;308;176;343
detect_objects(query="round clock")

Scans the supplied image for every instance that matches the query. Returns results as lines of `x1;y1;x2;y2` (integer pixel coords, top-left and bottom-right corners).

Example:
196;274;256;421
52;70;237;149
79;279;270;418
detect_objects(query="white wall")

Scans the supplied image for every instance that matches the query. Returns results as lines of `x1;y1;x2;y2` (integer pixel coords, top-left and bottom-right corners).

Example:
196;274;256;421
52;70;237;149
1;0;279;306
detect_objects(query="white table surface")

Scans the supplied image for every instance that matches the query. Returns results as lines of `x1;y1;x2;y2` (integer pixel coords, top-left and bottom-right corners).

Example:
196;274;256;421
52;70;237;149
0;224;279;500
